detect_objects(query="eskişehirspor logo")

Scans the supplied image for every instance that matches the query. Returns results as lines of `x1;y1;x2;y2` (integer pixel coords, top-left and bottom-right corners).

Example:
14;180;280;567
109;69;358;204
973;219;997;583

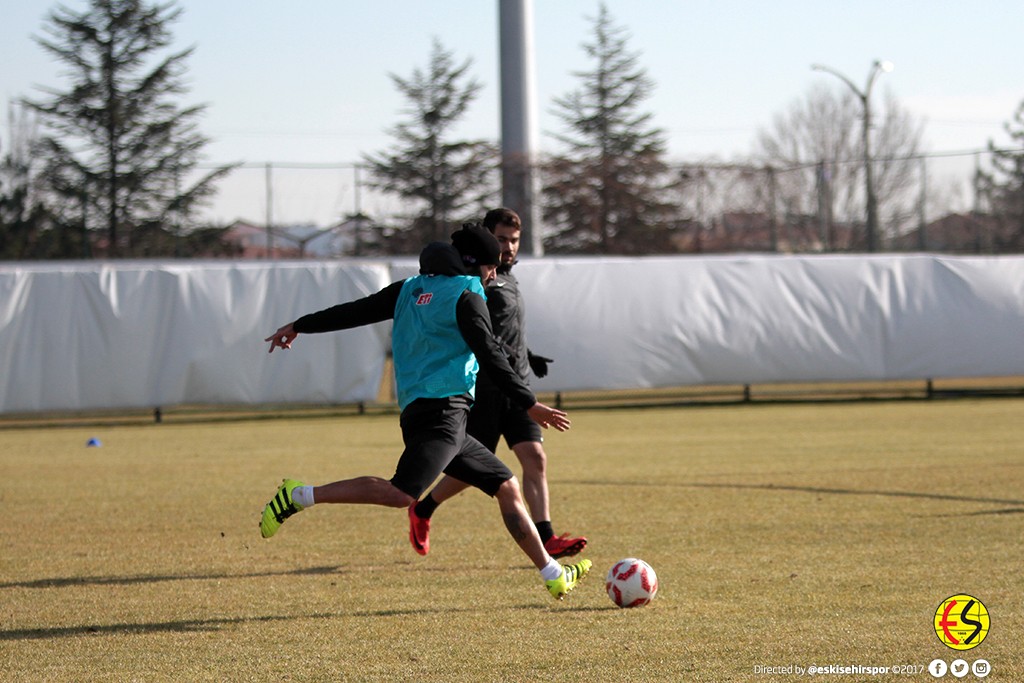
934;594;989;650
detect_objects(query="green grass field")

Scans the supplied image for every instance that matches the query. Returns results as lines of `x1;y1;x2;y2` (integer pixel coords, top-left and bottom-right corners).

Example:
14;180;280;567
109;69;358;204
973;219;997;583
2;398;1021;681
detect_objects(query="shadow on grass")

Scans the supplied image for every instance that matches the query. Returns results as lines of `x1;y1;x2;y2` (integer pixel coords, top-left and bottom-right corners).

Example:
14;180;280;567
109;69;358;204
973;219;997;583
0;560;541;592
0;564;352;591
0;602;601;642
569;479;1024;508
0;613;299;641
928;507;1024;517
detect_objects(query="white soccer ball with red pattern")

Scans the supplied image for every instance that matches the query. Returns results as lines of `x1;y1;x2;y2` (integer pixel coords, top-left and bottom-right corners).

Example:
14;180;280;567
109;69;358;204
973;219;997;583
606;558;658;608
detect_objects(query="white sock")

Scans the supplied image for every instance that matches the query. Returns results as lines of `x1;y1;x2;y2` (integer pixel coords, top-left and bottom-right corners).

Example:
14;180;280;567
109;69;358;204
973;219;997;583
292;485;315;508
540;557;563;582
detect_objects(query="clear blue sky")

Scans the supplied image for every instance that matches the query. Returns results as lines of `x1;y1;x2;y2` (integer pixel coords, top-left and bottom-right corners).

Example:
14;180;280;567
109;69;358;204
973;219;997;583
2;0;1021;225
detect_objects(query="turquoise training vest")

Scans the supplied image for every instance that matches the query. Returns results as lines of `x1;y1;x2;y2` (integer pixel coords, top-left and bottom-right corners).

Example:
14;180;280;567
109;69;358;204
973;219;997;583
392;274;486;410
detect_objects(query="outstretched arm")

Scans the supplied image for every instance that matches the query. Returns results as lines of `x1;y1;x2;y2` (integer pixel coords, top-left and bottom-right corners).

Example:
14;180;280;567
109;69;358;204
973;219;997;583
456;291;570;432
265;280;404;353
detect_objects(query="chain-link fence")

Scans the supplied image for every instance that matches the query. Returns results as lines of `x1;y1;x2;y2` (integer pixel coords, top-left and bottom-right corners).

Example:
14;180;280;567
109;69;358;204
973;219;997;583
196;147;1013;256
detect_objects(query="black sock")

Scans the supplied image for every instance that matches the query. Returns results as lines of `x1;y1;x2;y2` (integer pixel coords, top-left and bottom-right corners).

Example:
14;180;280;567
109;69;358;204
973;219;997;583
414;494;440;520
535;520;554;544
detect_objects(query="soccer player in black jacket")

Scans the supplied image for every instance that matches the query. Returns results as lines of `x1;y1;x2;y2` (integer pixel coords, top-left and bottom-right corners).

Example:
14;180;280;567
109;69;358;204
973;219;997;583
258;225;591;599
410;209;588;559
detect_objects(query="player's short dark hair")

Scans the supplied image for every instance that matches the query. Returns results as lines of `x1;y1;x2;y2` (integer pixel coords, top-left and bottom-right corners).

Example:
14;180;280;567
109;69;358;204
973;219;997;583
482;207;521;233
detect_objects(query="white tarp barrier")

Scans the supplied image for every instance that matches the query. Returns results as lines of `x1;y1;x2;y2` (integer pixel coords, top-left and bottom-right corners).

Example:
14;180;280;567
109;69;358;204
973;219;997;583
1;254;1022;413
517;254;1024;391
0;261;392;413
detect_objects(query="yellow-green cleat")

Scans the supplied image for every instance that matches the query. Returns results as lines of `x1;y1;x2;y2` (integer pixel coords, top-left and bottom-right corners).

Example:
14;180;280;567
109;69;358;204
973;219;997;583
260;479;305;538
546;559;592;600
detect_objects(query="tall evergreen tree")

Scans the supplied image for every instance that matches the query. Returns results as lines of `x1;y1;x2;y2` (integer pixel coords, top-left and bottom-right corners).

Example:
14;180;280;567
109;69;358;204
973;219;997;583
542;3;678;254
25;0;233;258
363;38;497;251
979;99;1024;251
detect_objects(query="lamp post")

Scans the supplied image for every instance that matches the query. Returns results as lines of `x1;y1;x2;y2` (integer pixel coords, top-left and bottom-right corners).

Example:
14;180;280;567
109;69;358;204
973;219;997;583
811;60;893;252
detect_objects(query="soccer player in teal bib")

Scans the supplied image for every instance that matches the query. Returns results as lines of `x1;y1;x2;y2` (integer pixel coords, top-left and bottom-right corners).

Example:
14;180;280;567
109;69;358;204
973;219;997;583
414;208;587;560
260;225;591;600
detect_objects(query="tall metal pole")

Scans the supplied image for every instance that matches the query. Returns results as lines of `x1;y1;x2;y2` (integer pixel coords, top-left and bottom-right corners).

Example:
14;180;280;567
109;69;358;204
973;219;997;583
498;0;542;256
811;60;892;252
353;164;363;256
917;155;928;251
816;160;831;251
766;165;778;252
265;162;274;259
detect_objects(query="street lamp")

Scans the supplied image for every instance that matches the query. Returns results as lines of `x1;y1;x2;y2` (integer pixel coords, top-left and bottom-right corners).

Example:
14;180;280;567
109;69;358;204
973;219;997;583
811;60;893;252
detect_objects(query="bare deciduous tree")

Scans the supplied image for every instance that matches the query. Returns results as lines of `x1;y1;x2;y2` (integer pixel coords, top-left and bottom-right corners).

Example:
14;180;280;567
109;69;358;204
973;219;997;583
757;84;923;250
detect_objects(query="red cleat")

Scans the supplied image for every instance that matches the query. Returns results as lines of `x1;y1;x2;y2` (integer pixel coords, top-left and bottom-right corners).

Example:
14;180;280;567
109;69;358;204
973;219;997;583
408;502;430;556
544;533;587;559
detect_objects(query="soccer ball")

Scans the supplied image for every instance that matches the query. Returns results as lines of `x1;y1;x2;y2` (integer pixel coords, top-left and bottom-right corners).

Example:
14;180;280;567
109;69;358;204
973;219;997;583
606;558;658;608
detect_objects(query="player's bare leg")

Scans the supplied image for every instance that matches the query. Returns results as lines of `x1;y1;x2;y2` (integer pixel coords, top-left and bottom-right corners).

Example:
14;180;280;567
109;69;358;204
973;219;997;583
313;476;414;508
495;476;591;599
426;474;470;506
511;441;550;522
494;476;549;569
261;476;415;538
511;441;587;559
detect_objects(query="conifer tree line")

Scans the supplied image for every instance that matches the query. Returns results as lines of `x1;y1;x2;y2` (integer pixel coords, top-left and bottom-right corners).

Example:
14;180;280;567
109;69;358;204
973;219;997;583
2;0;236;259
2;0;1022;259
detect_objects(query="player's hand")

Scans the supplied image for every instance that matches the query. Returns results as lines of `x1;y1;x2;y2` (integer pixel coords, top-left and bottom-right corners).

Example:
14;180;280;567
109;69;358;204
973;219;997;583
265;323;298;353
527;402;570;432
528;352;553;378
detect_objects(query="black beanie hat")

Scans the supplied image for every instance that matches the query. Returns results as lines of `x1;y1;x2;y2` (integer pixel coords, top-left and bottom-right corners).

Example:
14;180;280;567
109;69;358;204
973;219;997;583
451;223;501;269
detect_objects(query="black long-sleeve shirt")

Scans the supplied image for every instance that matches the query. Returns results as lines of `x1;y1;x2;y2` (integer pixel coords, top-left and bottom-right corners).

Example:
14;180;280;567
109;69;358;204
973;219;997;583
292;279;537;410
479;269;531;387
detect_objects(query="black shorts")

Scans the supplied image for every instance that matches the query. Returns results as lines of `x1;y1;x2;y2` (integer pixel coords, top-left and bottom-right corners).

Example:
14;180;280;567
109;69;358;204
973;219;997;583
466;386;542;453
390;396;514;499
